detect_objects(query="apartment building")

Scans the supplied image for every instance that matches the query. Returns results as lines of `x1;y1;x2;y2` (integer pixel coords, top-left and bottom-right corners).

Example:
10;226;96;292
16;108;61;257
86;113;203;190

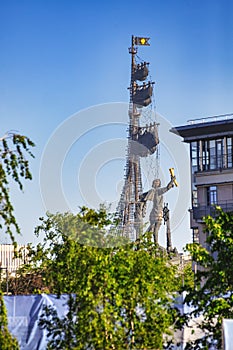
170;114;233;248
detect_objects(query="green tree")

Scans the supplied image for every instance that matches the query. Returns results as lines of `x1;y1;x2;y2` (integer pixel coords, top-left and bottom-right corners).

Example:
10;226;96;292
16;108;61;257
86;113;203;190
37;206;121;248
0;291;19;350
0;131;34;349
26;209;181;349
0;132;35;242
178;261;194;291
184;207;233;349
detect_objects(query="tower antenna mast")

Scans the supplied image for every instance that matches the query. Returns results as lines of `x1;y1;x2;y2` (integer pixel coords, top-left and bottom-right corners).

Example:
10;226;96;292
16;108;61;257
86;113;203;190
116;35;156;239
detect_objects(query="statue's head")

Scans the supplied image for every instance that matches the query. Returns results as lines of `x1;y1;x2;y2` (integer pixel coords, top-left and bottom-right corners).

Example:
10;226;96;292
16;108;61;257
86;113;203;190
152;179;161;188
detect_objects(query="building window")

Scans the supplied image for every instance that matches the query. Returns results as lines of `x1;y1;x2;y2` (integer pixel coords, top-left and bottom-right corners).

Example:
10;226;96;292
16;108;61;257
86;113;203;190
206;186;217;206
191;141;198;172
227;137;233;168
192;227;199;243
202;140;210;170
216;139;223;168
192;189;198;207
209;140;216;170
196;138;228;171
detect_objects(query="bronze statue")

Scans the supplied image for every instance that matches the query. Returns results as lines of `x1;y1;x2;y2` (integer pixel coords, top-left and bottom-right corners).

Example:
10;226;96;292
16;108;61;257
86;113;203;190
140;174;176;244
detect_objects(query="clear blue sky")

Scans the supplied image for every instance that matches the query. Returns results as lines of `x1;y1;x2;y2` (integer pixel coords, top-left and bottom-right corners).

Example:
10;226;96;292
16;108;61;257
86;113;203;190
1;0;233;251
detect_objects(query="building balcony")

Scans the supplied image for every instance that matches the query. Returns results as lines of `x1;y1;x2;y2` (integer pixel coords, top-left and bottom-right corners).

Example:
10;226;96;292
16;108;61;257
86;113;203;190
192;201;233;221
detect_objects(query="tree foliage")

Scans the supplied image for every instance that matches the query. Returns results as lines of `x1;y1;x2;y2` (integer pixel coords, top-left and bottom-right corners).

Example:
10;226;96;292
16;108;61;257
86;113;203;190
181;262;195;291
184;207;233;349
25;208;181;349
0;132;35;242
0;290;19;350
0;131;34;347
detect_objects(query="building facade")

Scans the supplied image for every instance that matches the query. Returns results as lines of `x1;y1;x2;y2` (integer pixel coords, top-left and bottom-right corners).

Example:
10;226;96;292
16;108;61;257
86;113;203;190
170;114;233;248
0;244;27;274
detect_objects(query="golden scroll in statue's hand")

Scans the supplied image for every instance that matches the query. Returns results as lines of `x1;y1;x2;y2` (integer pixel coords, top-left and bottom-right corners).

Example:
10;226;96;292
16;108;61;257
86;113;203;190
169;168;178;187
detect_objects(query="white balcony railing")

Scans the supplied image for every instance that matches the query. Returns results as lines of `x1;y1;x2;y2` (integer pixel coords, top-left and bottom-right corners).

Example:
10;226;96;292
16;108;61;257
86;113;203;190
188;113;233;125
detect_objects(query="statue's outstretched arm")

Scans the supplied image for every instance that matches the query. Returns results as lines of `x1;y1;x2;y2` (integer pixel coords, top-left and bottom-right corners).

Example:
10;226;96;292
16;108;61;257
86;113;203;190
158;177;175;195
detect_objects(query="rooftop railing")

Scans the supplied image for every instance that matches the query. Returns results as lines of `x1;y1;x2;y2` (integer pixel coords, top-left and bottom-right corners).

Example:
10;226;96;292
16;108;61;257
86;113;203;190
188;113;233;125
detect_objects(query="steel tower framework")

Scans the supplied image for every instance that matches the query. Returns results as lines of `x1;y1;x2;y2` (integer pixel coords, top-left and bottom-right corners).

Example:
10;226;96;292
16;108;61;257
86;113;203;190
117;36;158;239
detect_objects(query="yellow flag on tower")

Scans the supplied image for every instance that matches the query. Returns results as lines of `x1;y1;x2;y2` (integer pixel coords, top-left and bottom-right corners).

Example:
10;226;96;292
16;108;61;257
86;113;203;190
134;37;150;46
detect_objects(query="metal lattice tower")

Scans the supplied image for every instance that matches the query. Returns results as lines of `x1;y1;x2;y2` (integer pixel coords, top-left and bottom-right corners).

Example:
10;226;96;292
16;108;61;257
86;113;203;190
116;36;159;240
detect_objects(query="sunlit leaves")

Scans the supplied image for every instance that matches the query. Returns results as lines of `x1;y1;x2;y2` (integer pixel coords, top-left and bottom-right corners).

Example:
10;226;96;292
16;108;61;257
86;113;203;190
184;208;233;348
0;132;35;242
0;291;19;349
28;209;181;349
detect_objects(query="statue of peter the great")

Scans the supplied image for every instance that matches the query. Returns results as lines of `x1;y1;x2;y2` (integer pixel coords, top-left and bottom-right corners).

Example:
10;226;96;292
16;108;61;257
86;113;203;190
140;175;176;244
